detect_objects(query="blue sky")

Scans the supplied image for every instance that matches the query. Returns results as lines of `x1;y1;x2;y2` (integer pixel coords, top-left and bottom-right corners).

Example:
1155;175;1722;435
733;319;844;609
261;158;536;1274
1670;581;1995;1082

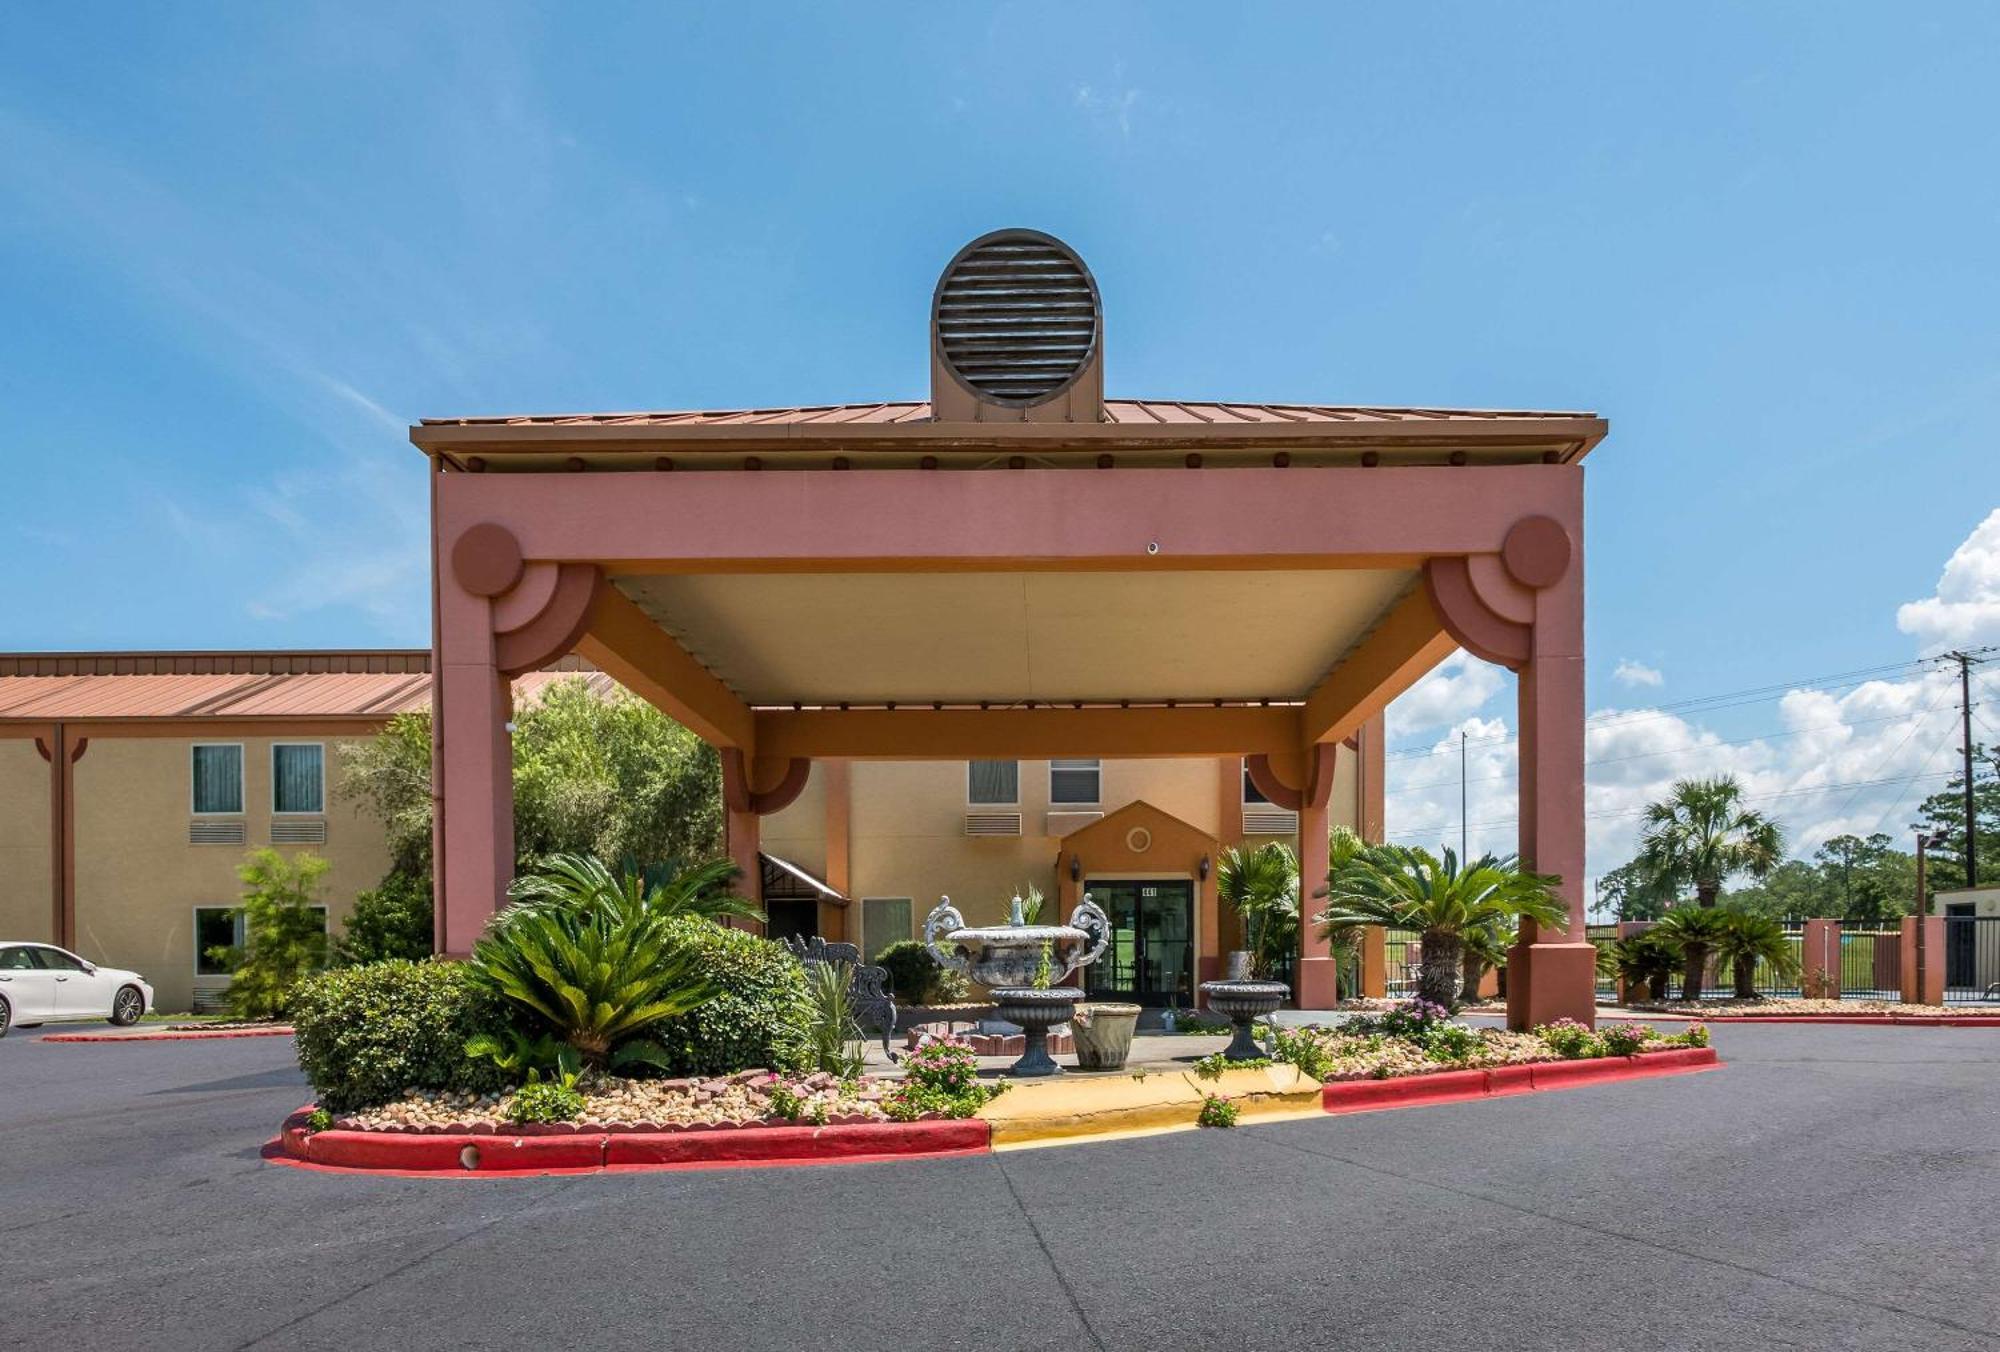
2;4;1996;883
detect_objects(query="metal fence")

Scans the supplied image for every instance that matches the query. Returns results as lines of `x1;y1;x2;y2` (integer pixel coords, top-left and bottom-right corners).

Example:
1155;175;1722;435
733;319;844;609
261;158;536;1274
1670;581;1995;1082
1944;914;2000;1004
1585;924;1619;1001
1384;928;1421;998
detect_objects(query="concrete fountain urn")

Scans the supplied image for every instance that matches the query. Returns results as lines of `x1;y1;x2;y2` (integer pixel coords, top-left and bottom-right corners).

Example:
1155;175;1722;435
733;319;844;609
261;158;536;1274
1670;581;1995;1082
926;892;1110;1077
1199;952;1290;1062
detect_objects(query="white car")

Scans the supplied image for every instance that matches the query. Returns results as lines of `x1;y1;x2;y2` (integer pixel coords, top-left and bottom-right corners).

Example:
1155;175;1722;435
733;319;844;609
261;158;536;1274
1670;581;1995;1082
0;943;152;1035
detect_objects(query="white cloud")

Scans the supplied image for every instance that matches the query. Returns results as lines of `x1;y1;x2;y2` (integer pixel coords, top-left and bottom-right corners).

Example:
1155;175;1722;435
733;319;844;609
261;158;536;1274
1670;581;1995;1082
1896;507;2000;651
1613;659;1664;688
1385;510;1998;899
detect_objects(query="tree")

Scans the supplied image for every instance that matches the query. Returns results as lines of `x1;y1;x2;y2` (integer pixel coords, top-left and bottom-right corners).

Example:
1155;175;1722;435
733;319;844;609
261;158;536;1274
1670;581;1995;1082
1911;743;2000;892
1598;858;1672;920
338;677;726;885
1607;930;1678;1003
1651;906;1734;1002
1216;842;1300;980
1315;845;1567;1009
1634;776;1785;907
1714;911;1801;999
209;848;331;1019
332;873;435;966
503;853;762;926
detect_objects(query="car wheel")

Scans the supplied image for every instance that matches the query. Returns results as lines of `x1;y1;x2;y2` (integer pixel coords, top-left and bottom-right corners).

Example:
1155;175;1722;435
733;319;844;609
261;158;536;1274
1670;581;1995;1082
109;986;145;1027
0;996;10;1038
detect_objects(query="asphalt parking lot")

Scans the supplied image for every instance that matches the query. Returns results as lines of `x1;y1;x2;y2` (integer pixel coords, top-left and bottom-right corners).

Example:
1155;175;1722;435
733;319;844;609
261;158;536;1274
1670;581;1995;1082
3;1021;1997;1351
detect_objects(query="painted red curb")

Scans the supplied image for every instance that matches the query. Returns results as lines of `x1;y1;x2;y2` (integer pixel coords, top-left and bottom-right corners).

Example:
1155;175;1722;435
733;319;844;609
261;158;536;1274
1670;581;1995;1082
273;1109;994;1176
44;1027;294;1043
1321;1047;1719;1115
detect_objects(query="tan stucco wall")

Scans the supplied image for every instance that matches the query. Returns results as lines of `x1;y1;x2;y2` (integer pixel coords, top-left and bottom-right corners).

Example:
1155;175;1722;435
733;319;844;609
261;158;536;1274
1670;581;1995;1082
70;736;393;1012
0;738;54;944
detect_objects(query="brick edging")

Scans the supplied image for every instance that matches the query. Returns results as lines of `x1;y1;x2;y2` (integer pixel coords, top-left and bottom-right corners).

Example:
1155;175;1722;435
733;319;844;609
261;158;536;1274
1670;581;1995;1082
271;1110;994;1176
1320;1046;1719;1114
44;1027;295;1043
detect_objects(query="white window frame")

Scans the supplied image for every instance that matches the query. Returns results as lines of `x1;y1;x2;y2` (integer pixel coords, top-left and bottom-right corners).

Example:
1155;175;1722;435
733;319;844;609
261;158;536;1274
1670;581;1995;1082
1048;758;1101;807
966;760;1020;808
270;741;326;816
190;743;245;816
193;903;328;977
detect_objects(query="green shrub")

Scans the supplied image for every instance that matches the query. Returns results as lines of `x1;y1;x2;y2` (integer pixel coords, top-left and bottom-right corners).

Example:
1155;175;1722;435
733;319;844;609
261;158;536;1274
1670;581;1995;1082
875;941;952;1004
884;1033;1002;1120
333;871;434;966
505;1072;585;1124
1194;1052;1272;1080
646;918;812;1076
1537;1017;1604;1059
1599;1024;1655;1056
291;960;511;1112
1269;1025;1335;1080
803;960;866;1078
213;848;332;1019
1197;1095;1240;1128
304;1107;332;1132
1422;1022;1481;1064
1675;1021;1711;1048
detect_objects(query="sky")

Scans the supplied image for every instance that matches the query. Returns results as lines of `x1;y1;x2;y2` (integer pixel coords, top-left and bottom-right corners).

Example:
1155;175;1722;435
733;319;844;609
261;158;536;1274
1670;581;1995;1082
1;4;1996;895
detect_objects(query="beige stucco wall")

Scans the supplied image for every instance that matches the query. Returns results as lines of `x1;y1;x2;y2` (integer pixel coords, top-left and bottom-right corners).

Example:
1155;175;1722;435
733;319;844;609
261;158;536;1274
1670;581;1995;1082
0;737;54;944
70;735;393;1013
761;755;1365;962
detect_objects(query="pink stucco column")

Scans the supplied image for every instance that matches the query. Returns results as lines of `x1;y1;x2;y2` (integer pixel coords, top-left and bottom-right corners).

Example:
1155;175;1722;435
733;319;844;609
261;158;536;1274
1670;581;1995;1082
1505;558;1597;1030
435;573;514;958
1295;793;1338;1007
1800;918;1841;999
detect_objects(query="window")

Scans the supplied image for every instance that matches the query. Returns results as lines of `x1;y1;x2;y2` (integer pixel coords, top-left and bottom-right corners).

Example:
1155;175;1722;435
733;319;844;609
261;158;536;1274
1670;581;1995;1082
967;760;1019;806
1049;758;1101;806
0;947;35;971
191;744;244;814
1243;762;1271;805
31;946;84;972
860;898;913;962
194;905;325;975
272;743;325;814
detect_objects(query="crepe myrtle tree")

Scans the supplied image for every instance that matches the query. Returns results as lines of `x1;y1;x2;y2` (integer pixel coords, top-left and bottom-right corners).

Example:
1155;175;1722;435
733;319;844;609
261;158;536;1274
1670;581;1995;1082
1315;845;1567;1010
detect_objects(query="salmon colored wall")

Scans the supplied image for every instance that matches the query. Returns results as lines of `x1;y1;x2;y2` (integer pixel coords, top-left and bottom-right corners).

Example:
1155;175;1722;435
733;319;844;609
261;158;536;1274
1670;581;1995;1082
69;736;393;1013
0;738;54;943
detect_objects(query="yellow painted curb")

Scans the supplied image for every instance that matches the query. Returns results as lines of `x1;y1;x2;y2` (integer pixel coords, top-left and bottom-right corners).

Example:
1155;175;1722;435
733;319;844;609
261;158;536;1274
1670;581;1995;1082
979;1063;1322;1150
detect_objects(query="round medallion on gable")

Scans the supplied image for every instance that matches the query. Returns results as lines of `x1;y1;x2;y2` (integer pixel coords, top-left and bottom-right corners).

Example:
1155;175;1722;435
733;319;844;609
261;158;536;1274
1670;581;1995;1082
1125;826;1152;854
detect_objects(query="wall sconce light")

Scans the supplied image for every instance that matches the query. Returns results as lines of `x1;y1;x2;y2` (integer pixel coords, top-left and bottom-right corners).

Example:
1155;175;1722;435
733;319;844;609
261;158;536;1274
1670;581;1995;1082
1198;854;1211;881
1069;854;1081;882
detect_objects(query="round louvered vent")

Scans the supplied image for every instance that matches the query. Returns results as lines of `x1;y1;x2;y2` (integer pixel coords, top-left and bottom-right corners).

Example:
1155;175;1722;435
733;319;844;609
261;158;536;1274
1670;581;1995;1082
932;230;1101;407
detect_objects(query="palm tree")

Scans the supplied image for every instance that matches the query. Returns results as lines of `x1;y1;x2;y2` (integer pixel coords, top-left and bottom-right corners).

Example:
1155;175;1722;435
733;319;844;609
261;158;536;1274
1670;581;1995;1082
1652;905;1734;1002
1315;845;1568;1009
1607;930;1678;1003
1633;776;1784;908
506;853;763;925
1460;920;1515;1004
1216;842;1300;979
1714;912;1801;999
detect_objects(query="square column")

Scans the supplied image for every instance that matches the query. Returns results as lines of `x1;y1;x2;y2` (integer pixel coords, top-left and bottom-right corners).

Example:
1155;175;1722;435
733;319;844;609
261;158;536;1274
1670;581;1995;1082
435;576;515;958
1505;561;1596;1030
1295;793;1340;1007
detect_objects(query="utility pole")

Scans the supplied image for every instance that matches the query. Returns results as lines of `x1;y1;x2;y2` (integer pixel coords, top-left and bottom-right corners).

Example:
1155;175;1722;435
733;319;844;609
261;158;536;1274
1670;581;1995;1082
1459;730;1468;860
1946;651;1981;888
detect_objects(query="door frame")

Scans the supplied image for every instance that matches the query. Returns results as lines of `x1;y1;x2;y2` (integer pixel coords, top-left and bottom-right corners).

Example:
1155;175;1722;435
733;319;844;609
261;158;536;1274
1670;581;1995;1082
1082;875;1198;1007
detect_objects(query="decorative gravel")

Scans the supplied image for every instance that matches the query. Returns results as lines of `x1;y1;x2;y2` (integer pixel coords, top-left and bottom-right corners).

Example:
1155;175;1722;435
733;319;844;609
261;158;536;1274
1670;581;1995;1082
1303;1028;1554;1081
1625;998;2000;1017
333;1069;907;1133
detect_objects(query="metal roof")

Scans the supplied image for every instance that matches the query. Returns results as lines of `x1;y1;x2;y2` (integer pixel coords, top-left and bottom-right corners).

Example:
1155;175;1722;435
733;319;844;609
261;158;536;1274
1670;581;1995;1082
419;399;1593;429
0;652;613;723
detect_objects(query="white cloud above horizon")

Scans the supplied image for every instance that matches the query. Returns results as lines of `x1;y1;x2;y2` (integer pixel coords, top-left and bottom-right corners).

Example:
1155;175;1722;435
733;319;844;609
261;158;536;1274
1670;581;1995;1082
1385;508;2000;900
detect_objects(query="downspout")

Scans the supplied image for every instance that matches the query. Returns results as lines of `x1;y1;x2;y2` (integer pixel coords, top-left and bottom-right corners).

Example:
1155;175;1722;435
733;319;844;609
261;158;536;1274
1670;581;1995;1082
428;456;446;954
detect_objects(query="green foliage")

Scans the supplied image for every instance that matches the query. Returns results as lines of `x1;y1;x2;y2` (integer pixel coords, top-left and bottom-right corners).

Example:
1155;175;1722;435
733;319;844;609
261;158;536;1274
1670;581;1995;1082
336;711;434;876
1714;911;1801;998
1194;1052;1271;1080
506;852;761;925
1652;905;1736;1001
1608;930;1679;1001
803;959;866;1078
884;1034;1002;1120
290;959;511;1112
212;848;331;1019
505;1070;585;1124
1633;775;1784;907
1599;1024;1655;1056
333;871;434;966
304;1107;332;1132
645;918;813;1076
1910;743;1999;892
467;862;715;1066
1678;1021;1711;1048
1166;1009;1233;1036
1217;842;1301;980
874;940;969;1005
1269;1024;1335;1080
464;1025;576;1079
336;680;727;884
1597;858;1673;921
1317;846;1567;1009
1537;1018;1603;1059
768;1082;805;1122
1422;1022;1480;1063
1197;1095;1240;1129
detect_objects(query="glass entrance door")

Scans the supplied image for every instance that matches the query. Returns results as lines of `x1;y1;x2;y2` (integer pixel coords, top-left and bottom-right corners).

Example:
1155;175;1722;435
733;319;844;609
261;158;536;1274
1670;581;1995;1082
1083;880;1195;1007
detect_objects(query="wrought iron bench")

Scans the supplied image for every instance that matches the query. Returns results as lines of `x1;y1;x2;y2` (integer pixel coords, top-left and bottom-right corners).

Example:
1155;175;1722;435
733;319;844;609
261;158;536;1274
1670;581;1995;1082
784;936;898;1056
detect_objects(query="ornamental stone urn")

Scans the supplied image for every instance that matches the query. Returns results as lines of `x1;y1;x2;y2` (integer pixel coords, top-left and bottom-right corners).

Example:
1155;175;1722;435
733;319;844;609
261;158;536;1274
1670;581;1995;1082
926;892;1111;1077
1070;1002;1142;1070
1199;955;1290;1062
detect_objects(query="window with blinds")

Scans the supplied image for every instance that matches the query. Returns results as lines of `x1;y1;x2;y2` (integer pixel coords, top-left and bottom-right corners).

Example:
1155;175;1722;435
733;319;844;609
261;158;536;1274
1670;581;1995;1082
1049;758;1101;805
967;759;1019;806
272;743;325;814
191;744;244;815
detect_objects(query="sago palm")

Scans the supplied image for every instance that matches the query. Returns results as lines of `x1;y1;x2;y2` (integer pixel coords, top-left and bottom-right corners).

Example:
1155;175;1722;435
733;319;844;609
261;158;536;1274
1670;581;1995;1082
1714;912;1800;1000
506;853;763;925
467;882;716;1068
1652;905;1735;1002
1607;930;1678;1003
1216;842;1300;979
1633;776;1784;908
1315;845;1567;1009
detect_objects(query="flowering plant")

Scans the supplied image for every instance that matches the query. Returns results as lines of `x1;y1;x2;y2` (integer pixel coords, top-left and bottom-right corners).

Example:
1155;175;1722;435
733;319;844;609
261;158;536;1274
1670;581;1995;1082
1536;1017;1603;1059
1598;1023;1656;1057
